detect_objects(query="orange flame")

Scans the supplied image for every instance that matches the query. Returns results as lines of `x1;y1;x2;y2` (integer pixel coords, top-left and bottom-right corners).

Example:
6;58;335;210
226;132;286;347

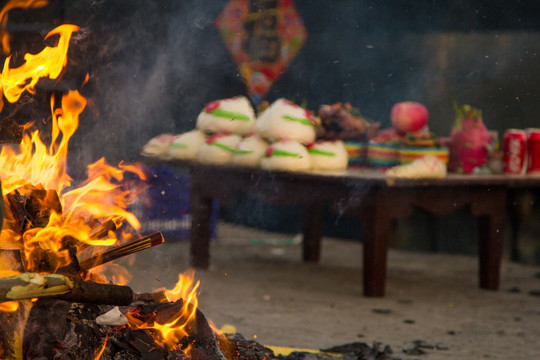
1;24;78;110
0;0;48;55
0;90;84;195
0;23;146;276
0;301;19;312
89;262;133;286
126;270;200;352
0;6;205;354
0;89;146;273
93;334;108;360
0;271;20;312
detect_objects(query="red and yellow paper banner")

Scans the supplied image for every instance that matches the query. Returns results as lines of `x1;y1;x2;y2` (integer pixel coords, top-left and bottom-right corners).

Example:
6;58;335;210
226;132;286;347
215;0;308;103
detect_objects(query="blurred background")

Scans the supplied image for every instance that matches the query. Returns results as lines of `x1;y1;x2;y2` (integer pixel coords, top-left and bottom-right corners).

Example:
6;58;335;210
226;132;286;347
3;0;540;262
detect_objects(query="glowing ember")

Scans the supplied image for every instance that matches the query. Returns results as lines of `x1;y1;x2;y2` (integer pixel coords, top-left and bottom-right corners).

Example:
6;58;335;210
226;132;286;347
0;300;18;312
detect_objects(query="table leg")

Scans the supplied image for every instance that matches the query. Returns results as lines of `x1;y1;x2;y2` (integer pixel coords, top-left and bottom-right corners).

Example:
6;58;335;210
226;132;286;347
475;188;506;290
362;197;392;297
190;191;213;269
302;202;324;262
478;213;505;290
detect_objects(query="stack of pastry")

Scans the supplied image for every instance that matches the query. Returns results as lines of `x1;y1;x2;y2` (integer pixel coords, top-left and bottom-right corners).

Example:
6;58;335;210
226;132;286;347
142;96;349;172
143;96;267;166
256;99;348;171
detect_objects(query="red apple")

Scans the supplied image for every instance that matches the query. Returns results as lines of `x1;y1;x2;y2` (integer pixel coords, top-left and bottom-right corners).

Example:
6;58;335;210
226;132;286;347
390;101;429;134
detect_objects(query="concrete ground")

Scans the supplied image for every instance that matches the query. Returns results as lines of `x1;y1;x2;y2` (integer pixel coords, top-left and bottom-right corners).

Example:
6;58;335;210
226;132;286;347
128;222;540;360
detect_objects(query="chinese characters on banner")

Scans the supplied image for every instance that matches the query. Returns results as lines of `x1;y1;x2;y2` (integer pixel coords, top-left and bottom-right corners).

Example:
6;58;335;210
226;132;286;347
215;0;308;104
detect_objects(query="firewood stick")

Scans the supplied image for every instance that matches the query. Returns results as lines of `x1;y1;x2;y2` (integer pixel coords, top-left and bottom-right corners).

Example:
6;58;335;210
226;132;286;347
75;219;122;253
78;232;164;271
5;192;28;233
89;219;120;239
0;273;133;305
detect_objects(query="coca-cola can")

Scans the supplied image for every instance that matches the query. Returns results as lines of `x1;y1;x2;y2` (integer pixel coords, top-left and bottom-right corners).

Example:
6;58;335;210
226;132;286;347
527;128;540;174
503;129;527;174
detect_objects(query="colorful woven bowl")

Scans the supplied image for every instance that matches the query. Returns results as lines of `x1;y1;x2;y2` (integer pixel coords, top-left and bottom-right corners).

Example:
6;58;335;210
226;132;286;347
367;143;399;167
344;141;366;168
398;146;449;164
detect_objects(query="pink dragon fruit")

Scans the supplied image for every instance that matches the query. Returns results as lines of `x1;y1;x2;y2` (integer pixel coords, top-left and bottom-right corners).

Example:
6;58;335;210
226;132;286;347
448;103;493;174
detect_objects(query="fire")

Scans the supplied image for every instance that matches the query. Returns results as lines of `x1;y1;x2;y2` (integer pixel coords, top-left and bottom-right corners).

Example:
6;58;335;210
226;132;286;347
0;0;48;55
1;24;79;110
0;6;206;360
0;88;146;273
0;91;83;195
126;270;201;352
0;19;146;275
0;300;18;312
93;334;108;360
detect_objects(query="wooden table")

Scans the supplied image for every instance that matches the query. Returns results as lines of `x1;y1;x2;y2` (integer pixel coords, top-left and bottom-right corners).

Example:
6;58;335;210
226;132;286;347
156;159;540;297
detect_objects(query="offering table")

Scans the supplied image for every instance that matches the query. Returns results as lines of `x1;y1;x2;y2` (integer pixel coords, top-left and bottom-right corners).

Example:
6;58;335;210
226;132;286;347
159;160;540;297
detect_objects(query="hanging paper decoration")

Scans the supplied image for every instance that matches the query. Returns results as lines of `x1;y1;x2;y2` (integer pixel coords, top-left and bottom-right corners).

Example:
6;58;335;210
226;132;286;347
215;0;308;104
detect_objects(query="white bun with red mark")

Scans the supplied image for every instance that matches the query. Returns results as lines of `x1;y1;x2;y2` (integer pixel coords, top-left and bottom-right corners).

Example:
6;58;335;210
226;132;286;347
168;130;206;160
260;139;311;171
308;140;348;171
255;98;317;145
141;133;176;159
196;96;256;135
232;134;269;167
197;133;242;164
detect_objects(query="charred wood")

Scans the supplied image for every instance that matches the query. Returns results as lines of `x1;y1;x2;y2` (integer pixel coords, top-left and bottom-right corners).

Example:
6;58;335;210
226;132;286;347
24;297;192;360
73;218;122;254
5;191;29;234
4;187;62;234
89;218;120;240
25;188;62;228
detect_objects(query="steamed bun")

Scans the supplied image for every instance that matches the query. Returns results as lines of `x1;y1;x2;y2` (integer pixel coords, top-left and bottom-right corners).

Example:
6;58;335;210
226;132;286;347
255;98;317;144
197;133;242;164
196;96;255;135
308;140;349;171
168;130;206;160
232;134;268;167
141;133;175;159
260;140;311;171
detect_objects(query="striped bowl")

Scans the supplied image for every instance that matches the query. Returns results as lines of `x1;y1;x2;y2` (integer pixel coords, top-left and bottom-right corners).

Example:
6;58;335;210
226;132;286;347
344;141;366;167
398;146;449;164
367;143;400;167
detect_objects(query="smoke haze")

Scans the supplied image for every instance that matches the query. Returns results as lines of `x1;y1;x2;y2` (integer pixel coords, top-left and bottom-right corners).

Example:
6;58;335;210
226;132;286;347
60;0;539;183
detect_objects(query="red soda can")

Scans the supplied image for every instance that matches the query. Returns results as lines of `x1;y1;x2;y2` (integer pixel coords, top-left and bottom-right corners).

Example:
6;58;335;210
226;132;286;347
527;128;540;174
503;129;527;174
